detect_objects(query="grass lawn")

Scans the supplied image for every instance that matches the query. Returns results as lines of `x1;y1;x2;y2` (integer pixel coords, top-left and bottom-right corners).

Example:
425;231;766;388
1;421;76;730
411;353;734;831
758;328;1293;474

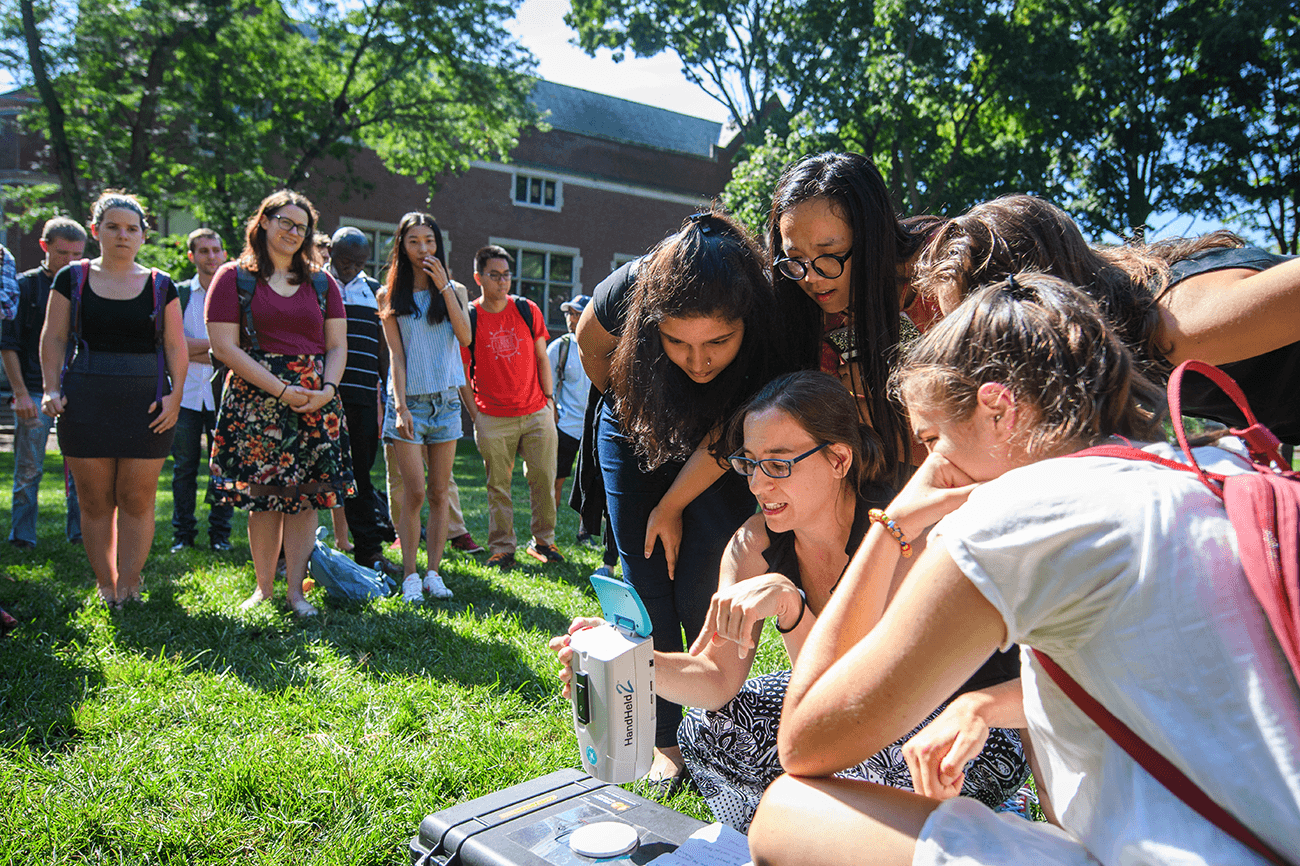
0;441;789;863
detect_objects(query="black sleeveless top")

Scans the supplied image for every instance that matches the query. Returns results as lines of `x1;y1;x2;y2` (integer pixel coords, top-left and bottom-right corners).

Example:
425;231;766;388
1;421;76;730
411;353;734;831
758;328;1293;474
1168;246;1299;444
761;484;1021;698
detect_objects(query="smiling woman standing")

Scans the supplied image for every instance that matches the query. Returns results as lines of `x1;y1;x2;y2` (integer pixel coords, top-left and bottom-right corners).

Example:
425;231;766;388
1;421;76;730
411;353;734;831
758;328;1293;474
206;190;352;617
576;209;791;789
39;190;188;607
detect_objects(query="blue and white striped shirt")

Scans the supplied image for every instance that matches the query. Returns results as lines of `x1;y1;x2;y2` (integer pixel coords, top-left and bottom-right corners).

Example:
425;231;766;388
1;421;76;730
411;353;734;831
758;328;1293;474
394;290;465;397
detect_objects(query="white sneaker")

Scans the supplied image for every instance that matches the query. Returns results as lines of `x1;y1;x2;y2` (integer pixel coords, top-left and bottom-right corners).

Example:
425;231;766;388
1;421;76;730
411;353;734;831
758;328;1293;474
401;573;423;603
423;570;453;599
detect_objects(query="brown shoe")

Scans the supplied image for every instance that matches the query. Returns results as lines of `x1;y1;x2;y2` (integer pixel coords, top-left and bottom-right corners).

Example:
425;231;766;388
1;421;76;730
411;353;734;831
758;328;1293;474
485;552;515;569
449;533;485;554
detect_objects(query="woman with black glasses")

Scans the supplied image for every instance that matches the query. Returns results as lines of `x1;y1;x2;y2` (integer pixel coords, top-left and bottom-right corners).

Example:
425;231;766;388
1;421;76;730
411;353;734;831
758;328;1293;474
207;190;352;617
769;152;944;484
550;372;1027;830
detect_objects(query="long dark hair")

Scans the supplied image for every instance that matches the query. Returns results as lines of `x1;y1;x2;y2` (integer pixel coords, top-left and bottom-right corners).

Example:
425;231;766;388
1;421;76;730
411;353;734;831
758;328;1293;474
239;189;318;285
768;152;928;480
379;212;449;324
611;209;788;469
725;370;891;501
915;195;1242;373
894;272;1166;458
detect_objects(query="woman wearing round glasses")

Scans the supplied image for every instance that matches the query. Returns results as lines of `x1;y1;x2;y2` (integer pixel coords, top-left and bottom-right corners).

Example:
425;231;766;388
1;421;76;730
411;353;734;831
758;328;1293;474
770;152;944;483
574;210;791;789
207;190;353;617
551;371;1027;830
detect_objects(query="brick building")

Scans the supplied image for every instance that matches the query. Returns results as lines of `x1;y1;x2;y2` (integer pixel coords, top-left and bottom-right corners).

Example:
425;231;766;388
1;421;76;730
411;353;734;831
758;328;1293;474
303;80;739;333
2;80;738;337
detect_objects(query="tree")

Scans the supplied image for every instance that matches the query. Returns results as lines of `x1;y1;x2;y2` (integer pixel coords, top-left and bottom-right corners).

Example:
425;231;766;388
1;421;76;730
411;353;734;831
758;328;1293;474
3;0;538;242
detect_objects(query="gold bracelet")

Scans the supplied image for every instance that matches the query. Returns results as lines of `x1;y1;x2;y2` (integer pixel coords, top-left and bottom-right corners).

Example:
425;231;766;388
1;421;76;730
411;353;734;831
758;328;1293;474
868;508;913;558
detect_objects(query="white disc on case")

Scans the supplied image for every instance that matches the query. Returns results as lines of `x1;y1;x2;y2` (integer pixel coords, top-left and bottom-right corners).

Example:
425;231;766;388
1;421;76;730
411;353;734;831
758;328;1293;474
569;820;639;858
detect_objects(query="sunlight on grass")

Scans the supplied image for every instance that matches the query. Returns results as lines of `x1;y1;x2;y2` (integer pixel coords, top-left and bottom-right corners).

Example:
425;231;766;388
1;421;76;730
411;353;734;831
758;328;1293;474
0;443;776;863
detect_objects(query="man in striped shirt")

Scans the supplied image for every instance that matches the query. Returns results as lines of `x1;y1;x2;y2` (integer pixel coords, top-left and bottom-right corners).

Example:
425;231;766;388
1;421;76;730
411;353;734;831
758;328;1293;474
330;227;399;575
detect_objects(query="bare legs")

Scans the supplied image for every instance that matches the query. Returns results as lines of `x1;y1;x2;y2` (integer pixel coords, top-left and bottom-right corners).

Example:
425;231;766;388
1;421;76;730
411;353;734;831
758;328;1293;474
393;441;427;578
748;775;938;866
424;440;457;576
66;456;165;605
245;507;319;615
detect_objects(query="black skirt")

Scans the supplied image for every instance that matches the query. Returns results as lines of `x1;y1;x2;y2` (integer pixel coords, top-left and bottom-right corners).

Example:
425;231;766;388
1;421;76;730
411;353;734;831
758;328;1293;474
56;350;174;459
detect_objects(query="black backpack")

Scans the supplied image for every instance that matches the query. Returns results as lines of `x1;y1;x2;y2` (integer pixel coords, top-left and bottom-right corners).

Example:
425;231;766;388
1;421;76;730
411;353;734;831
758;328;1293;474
210;267;331;382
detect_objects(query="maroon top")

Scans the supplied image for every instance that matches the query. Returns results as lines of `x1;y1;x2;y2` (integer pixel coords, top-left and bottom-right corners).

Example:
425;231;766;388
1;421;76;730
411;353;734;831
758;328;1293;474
206;263;345;355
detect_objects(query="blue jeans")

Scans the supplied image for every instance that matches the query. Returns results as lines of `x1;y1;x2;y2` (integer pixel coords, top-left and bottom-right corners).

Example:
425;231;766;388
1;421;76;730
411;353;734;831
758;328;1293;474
171;406;232;544
9;402;80;545
597;402;755;747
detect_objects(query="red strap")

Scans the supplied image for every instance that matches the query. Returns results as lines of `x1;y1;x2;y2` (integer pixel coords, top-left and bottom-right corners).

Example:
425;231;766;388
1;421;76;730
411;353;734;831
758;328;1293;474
1170;360;1288;471
1030;648;1292;865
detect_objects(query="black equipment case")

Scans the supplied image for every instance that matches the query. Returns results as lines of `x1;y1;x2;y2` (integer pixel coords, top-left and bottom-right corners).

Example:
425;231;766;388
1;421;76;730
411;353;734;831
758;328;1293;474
409;768;707;866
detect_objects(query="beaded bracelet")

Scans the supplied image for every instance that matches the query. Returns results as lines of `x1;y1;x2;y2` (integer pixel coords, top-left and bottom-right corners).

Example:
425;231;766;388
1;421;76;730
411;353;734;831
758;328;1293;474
868;508;913;558
775;590;806;634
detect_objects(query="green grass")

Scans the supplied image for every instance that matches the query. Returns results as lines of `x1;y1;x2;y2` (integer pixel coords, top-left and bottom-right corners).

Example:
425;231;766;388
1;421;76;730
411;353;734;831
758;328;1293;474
0;441;790;863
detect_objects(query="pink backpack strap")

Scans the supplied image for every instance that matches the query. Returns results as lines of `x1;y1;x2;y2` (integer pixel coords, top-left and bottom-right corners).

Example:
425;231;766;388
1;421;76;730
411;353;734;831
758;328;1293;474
1031;649;1293;866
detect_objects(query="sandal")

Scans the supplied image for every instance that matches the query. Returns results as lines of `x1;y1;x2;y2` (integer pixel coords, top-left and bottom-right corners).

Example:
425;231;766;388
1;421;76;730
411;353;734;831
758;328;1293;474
289;597;318;618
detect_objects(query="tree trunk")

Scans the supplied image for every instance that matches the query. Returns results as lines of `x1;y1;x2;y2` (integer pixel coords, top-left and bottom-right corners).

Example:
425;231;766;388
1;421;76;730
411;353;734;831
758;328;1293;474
20;0;85;225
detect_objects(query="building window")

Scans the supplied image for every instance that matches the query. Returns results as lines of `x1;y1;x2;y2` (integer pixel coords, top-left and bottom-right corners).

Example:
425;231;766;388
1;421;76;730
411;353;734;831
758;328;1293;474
513;173;562;210
493;239;580;331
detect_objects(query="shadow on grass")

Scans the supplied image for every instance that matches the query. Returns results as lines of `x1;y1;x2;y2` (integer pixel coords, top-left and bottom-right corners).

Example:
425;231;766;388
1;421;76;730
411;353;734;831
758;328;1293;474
0;571;106;749
105;572;553;702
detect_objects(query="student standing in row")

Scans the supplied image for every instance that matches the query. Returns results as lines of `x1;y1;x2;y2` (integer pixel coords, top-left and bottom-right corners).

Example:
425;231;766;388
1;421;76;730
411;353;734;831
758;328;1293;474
380;213;471;602
2;217;84;550
41;191;188;606
462;245;563;569
169;228;234;553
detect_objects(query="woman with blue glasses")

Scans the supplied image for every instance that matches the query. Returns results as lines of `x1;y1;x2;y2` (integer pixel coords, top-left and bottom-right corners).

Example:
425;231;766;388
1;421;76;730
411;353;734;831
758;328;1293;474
551;371;1028;830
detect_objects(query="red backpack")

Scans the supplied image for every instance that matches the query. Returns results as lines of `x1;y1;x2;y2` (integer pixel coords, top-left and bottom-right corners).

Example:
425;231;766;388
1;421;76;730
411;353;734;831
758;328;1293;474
1037;359;1298;865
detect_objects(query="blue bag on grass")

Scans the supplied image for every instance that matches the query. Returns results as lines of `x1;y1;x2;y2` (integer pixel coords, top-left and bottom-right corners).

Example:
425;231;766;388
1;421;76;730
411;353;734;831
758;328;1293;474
308;527;395;601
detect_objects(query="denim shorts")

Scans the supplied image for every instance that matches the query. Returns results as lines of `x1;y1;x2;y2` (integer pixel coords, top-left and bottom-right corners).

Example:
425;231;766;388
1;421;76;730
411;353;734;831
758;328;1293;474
383;387;463;445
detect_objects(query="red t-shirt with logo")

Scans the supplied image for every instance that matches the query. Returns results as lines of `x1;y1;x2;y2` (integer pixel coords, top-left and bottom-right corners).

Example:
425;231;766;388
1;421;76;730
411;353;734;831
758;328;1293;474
462;296;549;417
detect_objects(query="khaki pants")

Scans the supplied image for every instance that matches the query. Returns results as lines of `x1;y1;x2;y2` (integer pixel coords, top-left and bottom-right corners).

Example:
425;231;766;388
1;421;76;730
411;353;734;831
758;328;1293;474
473;407;558;555
385;443;467;536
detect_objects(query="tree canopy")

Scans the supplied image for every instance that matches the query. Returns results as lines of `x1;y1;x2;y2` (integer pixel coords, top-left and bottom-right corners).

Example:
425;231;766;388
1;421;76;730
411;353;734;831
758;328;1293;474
3;0;538;242
570;0;1297;250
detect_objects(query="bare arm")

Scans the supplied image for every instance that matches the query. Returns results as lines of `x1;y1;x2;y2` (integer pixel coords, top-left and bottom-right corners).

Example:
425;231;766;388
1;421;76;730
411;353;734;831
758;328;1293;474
644;433;728;579
293;317;348;414
575;304;617;394
382;313;414;438
444;280;472;347
1;349;34;420
1159;258;1300;365
208;321;308;408
186;335;211;362
534;334;554;401
149;297;188;432
39;289;70;416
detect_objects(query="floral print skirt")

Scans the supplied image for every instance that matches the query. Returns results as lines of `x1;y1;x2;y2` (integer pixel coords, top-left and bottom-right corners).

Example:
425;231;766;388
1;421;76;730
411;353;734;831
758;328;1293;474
210;352;355;513
678;669;1030;833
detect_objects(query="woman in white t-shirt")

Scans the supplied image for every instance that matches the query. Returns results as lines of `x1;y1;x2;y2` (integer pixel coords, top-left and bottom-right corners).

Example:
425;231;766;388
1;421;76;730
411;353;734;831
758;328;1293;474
747;273;1300;866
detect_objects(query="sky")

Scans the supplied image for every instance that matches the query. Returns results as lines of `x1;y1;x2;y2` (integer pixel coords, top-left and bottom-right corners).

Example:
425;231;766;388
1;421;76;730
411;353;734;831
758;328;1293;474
506;0;732;127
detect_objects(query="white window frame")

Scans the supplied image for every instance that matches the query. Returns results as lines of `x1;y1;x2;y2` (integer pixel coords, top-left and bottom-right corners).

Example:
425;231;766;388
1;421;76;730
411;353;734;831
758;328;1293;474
610;252;639;273
511;170;564;212
490;237;582;331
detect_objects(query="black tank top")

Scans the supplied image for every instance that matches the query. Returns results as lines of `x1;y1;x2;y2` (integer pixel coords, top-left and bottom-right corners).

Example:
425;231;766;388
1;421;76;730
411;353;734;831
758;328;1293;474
1168;247;1299;444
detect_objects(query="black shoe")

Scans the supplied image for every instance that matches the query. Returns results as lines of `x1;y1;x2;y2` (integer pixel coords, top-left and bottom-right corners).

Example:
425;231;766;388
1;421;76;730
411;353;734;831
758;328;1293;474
170;540;195;553
8;539;35;551
211;539;233;552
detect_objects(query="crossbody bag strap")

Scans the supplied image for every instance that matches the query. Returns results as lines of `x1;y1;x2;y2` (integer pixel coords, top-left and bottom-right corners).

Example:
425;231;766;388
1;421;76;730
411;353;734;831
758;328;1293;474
151;269;167;404
61;258;92;384
1030;648;1292;866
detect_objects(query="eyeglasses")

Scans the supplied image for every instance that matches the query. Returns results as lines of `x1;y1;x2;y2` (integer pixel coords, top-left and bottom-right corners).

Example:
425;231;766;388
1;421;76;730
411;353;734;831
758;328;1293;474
728;441;830;478
270;214;310;236
482;271;512;282
774;249;852;281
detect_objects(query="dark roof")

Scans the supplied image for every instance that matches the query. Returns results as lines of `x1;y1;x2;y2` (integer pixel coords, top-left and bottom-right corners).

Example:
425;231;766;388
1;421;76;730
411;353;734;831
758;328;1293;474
530;80;722;158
